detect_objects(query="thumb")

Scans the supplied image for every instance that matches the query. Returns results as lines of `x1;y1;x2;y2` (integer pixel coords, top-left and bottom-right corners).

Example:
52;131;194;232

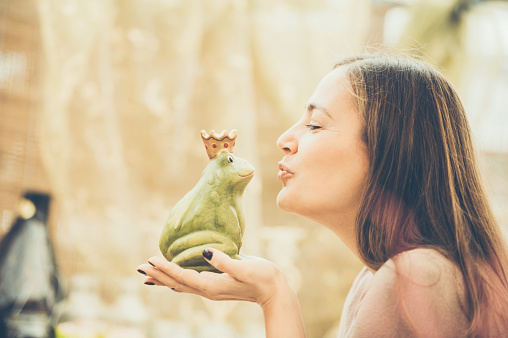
202;248;241;275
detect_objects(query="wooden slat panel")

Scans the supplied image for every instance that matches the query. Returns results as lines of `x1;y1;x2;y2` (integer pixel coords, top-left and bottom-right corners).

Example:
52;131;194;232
0;0;50;237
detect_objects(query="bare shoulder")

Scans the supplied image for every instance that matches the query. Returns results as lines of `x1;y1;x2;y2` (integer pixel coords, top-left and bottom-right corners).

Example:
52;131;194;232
348;248;468;337
377;248;466;311
385;248;463;288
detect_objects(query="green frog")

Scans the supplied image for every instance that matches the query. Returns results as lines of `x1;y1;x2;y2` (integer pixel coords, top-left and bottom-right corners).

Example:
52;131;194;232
159;130;255;272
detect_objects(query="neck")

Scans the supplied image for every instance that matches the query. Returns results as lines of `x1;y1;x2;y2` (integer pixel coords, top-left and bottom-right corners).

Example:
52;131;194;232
312;208;377;274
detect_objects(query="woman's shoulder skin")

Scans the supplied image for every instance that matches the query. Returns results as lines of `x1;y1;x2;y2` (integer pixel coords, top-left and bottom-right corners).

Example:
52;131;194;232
348;248;468;338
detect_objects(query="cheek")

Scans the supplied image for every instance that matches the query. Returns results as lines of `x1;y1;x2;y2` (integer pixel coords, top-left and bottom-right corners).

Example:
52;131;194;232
329;145;368;196
288;147;368;213
310;169;362;210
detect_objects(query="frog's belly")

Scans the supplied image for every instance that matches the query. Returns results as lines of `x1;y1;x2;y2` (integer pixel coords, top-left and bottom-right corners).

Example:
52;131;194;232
168;230;239;271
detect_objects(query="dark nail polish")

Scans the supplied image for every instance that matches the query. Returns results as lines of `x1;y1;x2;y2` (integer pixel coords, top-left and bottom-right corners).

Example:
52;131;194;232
137;269;146;275
148;261;155;267
144;282;155;286
202;248;213;260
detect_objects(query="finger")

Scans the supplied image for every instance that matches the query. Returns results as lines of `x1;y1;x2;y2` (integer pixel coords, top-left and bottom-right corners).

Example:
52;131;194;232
202;248;248;280
139;261;184;286
148;257;213;289
146;257;193;285
146;256;258;302
143;276;163;286
143;276;203;296
146;256;232;297
141;260;211;296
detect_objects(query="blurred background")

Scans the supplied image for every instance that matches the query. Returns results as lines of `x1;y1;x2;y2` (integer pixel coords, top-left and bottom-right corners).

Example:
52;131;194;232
0;0;507;337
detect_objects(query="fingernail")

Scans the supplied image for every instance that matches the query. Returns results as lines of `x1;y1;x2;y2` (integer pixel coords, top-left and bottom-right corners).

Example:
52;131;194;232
202;248;213;260
144;281;155;286
148;261;155;267
137;269;146;275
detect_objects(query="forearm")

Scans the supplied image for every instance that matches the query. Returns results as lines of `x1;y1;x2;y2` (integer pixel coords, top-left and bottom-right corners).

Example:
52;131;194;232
260;273;306;338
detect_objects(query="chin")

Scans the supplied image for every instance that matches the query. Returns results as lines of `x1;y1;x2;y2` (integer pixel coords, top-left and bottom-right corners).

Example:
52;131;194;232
276;188;305;215
277;189;330;224
276;189;292;212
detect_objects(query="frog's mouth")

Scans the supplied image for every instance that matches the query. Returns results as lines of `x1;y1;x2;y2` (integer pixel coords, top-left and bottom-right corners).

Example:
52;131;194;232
239;170;255;178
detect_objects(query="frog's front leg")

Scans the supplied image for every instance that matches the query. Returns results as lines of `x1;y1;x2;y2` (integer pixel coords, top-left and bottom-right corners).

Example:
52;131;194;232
169;231;239;272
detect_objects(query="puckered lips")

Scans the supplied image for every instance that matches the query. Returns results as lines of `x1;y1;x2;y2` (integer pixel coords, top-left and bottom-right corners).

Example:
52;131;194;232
278;162;293;181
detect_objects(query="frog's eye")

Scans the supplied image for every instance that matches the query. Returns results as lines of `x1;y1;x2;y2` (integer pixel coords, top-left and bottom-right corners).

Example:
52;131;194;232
227;155;234;163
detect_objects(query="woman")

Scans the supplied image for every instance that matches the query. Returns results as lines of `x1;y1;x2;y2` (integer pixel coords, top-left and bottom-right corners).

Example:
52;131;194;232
137;53;508;337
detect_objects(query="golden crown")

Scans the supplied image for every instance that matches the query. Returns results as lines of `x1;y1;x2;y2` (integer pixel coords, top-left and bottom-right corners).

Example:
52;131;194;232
201;129;237;159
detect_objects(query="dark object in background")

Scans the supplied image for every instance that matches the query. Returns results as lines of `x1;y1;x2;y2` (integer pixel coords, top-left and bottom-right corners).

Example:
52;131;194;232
0;192;66;338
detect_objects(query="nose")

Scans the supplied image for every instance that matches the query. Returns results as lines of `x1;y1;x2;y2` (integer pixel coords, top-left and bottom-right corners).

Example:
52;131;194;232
277;124;298;155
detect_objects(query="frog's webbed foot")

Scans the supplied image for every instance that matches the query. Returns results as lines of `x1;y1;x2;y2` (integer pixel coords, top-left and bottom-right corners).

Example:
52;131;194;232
168;231;239;272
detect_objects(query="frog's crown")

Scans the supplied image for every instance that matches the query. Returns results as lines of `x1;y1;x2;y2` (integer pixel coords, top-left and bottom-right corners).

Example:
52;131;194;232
201;129;237;159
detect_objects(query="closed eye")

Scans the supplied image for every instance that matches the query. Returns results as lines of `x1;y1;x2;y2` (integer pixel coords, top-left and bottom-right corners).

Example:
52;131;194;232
306;124;322;131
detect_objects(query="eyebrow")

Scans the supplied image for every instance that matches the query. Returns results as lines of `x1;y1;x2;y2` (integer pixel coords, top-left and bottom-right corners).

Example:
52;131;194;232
306;103;333;119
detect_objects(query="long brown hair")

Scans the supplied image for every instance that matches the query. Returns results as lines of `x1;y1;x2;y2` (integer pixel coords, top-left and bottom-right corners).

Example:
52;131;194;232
336;53;508;336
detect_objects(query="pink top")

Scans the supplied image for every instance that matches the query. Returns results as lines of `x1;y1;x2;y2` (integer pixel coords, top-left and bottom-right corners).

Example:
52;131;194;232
337;248;468;337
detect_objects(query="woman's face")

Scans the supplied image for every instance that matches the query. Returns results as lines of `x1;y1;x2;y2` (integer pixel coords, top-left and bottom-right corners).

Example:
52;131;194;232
276;67;369;227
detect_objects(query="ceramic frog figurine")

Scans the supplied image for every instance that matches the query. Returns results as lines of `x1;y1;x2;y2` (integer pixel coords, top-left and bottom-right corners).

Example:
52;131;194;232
159;130;254;272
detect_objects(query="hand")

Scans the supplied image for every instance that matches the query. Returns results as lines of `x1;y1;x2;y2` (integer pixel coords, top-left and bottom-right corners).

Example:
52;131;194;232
137;248;307;337
137;248;286;307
